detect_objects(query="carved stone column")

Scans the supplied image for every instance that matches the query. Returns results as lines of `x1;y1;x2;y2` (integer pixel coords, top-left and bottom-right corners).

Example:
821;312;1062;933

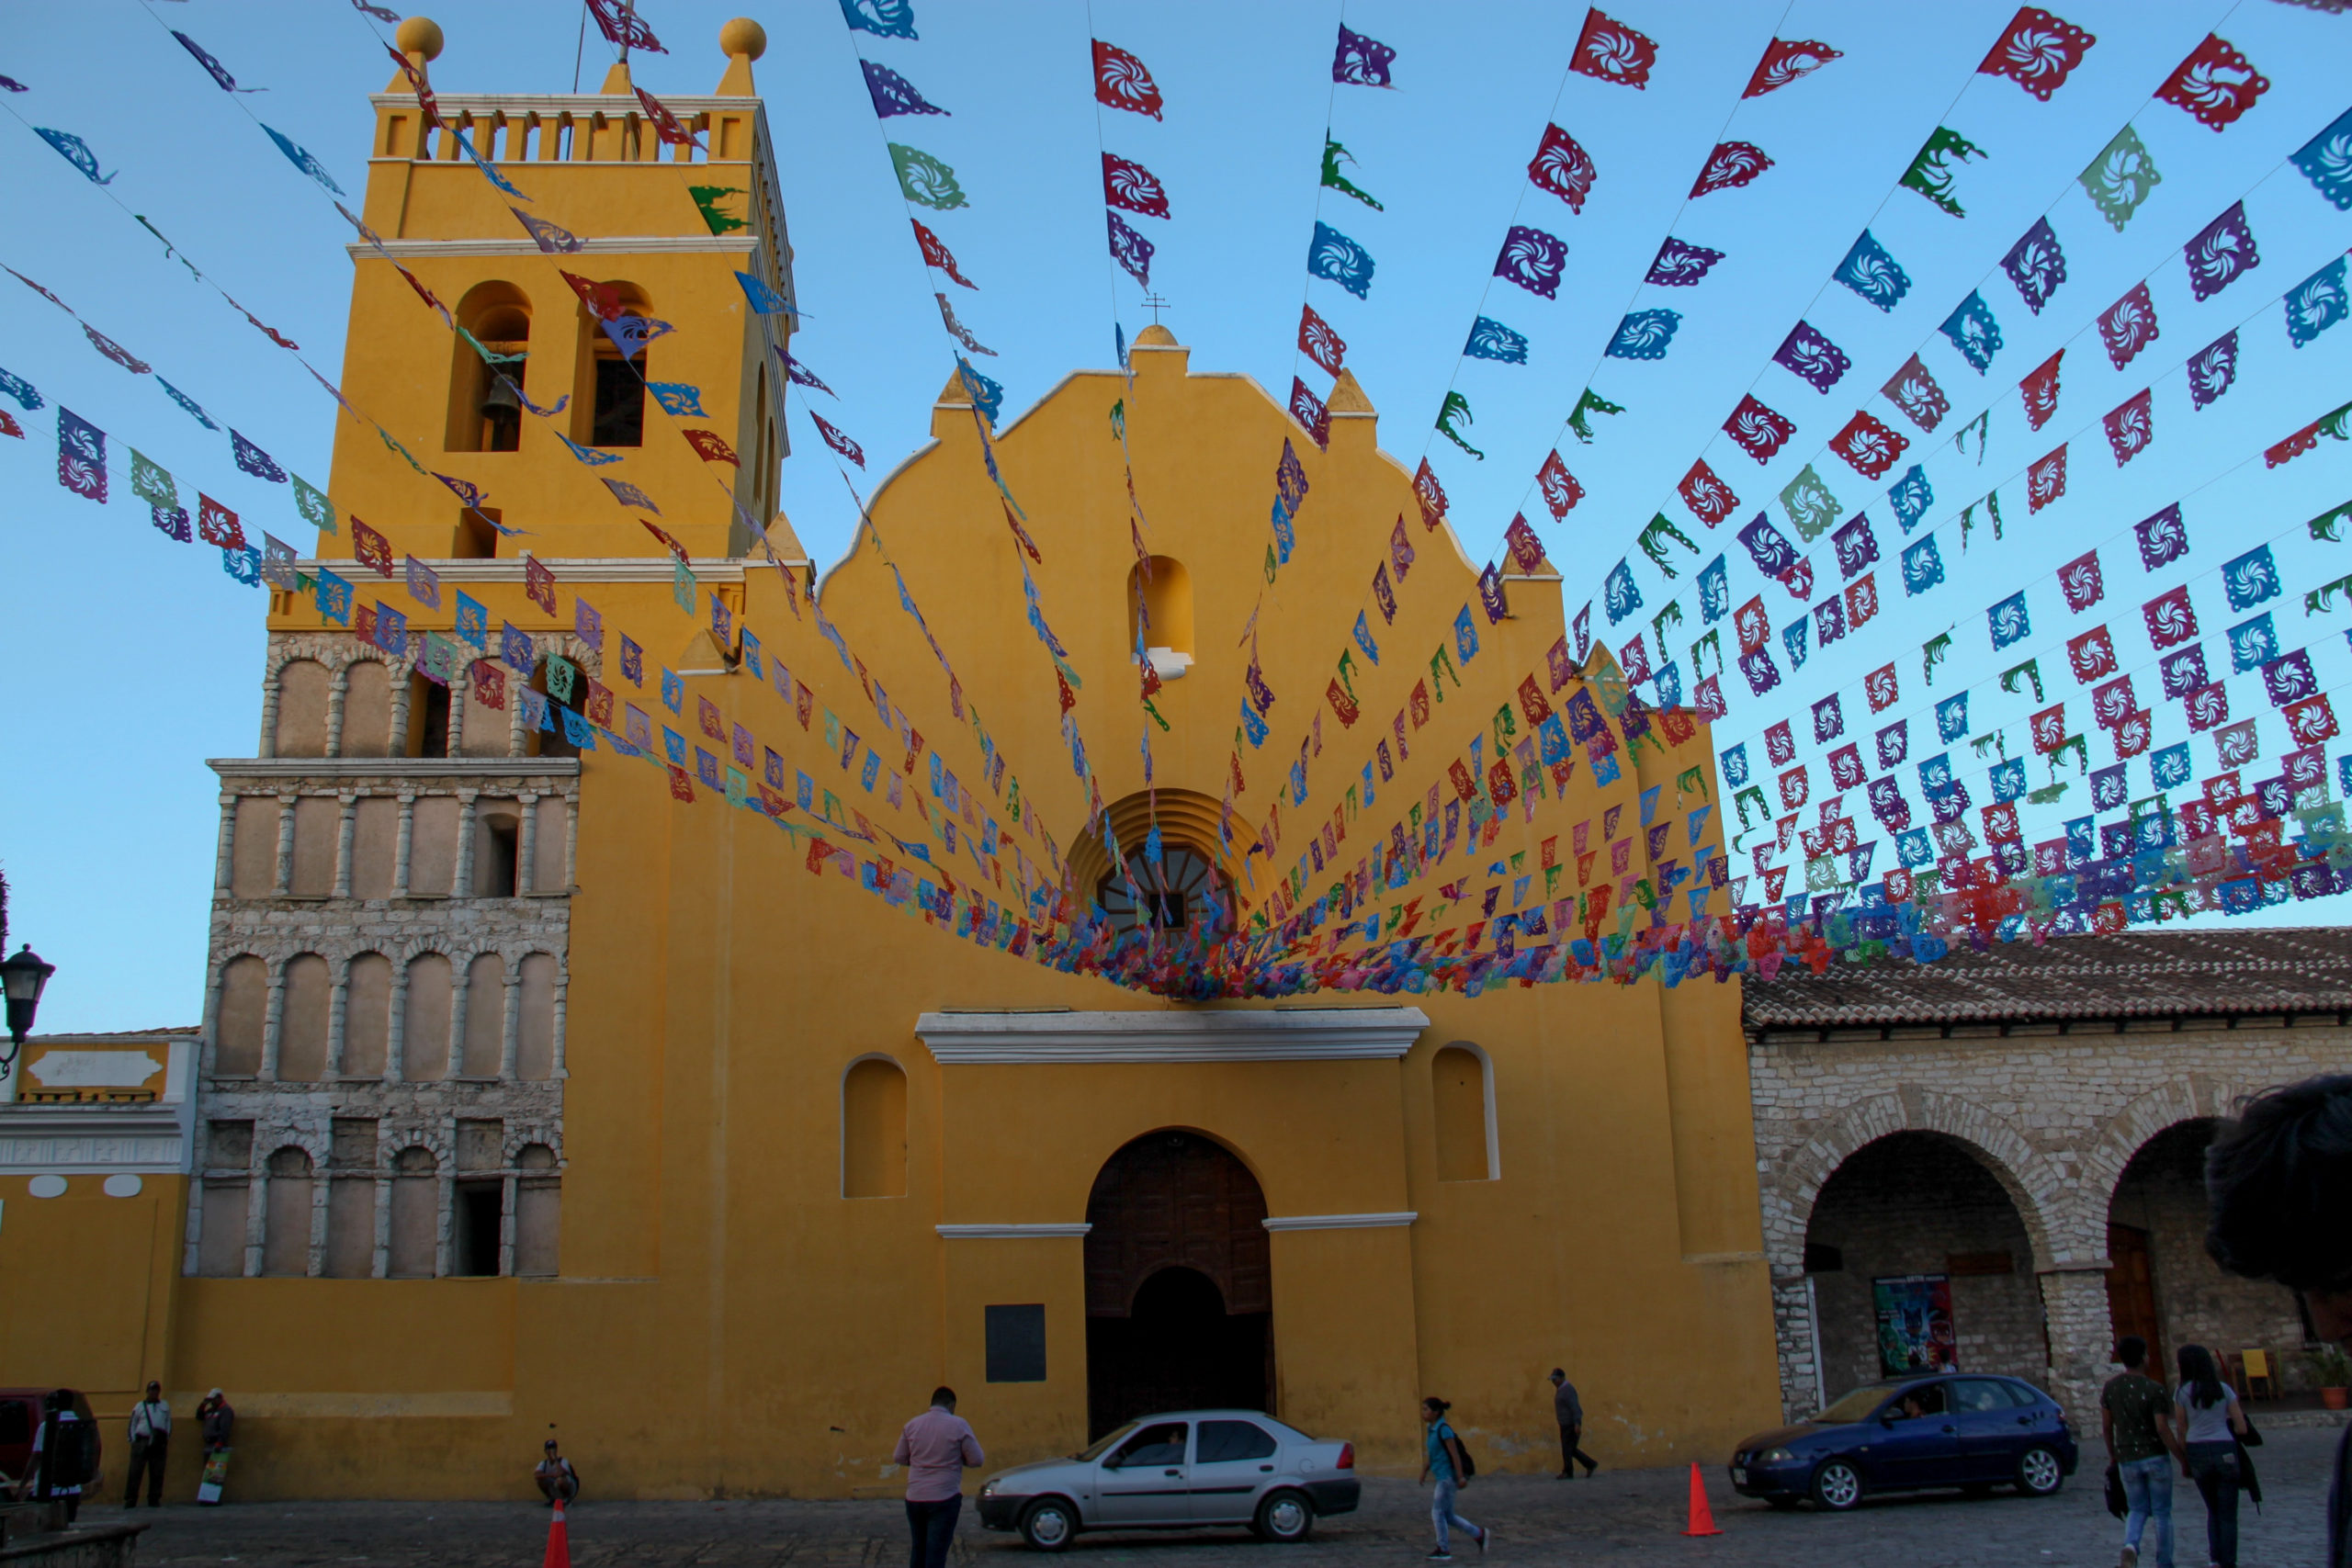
393;792;417;898
212;792;239;896
516;792;539;896
272;793;299;896
384;961;409;1085
563;789;581;890
326;961;351;1077
454;790;480;899
326;665;350;758
334;793;358;899
259;967;287;1083
500;968;523;1079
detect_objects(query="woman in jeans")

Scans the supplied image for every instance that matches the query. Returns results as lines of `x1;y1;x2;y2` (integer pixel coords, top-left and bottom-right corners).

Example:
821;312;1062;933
1417;1397;1487;1561
2175;1345;2250;1568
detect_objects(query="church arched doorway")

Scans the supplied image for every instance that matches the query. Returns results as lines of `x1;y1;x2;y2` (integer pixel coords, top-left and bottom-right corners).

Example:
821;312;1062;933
1084;1130;1272;1438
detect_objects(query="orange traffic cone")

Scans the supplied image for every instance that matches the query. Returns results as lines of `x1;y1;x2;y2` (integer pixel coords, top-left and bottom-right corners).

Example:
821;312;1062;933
543;1499;571;1568
1680;1461;1722;1537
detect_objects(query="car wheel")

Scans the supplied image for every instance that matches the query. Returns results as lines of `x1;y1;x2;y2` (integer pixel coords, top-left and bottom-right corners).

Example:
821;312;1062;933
1810;1459;1862;1512
2015;1446;2064;1497
1253;1490;1315;1542
1019;1498;1079;1551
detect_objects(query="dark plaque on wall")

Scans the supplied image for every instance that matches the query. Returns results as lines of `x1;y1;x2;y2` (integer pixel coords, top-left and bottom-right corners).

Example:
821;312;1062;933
986;1303;1047;1382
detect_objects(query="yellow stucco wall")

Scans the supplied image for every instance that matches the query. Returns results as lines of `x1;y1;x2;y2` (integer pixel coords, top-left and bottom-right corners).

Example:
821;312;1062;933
1;25;1782;1499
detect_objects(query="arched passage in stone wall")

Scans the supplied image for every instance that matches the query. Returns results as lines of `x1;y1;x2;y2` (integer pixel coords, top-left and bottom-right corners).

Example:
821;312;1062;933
1766;1089;2072;1277
1763;1089;2073;1418
2096;1096;2311;1394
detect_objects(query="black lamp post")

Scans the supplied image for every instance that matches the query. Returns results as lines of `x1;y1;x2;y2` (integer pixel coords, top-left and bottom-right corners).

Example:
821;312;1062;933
3;943;57;1070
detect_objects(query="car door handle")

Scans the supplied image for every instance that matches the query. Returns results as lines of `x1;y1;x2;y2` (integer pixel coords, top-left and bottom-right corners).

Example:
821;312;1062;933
1165;1469;1182;1477
1261;1465;1274;1472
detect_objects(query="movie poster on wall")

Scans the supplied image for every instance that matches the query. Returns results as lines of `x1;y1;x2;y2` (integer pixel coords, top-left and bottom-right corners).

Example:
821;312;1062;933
1873;1273;1957;1376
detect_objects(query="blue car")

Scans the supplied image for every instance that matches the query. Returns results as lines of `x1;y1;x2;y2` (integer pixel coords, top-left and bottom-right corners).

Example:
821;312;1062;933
1729;1374;2078;1511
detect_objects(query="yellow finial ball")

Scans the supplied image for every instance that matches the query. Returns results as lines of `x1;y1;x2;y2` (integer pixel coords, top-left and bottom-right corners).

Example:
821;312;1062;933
719;17;766;60
395;16;444;62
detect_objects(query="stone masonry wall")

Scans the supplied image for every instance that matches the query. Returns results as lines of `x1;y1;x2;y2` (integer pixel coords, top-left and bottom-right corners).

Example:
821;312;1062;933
1751;1018;2352;1421
1808;1134;2046;1396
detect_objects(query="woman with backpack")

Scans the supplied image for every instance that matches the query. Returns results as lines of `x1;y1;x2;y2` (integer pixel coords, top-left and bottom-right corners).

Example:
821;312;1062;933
1417;1397;1488;1561
30;1390;89;1523
2175;1345;2253;1568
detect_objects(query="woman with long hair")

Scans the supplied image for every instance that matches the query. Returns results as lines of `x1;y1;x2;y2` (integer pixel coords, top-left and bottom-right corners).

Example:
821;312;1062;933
1417;1397;1487;1561
2175;1344;2250;1568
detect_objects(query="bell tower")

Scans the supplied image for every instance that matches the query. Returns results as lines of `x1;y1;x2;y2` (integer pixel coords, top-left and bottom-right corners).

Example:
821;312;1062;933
323;14;798;565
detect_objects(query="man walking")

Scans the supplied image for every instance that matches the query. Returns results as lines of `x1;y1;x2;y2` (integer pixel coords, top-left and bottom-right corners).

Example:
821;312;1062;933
893;1386;983;1568
2204;1074;2352;1568
2102;1335;2183;1568
124;1382;170;1508
1548;1369;1598;1479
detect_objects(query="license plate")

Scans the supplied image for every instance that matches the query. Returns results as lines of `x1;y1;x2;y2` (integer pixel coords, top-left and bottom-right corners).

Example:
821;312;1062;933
1730;1467;1747;1484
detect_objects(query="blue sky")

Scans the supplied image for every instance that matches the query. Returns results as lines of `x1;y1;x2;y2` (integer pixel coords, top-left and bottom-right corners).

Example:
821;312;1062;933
3;0;2348;1029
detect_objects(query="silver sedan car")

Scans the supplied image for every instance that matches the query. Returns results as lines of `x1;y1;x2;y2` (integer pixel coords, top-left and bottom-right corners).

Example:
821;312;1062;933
975;1410;1361;1550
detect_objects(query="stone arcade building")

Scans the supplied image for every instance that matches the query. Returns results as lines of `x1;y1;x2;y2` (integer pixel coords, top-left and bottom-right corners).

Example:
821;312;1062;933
1747;928;2352;1424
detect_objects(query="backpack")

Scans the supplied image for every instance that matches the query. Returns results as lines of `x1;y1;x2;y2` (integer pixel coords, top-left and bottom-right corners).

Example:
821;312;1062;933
51;1418;100;1488
1449;1427;1476;1483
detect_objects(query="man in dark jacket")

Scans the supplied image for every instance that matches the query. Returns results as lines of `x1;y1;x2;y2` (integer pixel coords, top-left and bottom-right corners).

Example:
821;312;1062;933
1548;1369;1598;1479
2205;1075;2352;1568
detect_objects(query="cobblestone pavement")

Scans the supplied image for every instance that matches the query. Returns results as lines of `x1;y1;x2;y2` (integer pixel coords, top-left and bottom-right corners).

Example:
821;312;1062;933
111;1427;2337;1567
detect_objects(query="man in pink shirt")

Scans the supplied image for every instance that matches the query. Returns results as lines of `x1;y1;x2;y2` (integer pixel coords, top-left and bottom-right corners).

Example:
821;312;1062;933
894;1386;985;1568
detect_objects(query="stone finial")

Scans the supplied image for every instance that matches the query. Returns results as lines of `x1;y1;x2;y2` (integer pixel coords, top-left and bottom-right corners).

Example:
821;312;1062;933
394;16;444;62
1133;324;1178;347
717;17;763;94
1327;368;1374;415
720;17;767;60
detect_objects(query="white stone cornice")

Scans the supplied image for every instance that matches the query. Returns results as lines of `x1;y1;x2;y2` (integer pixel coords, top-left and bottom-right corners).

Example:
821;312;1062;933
913;1008;1430;1066
346;236;760;261
1262;1212;1418;1232
934;1223;1093;1240
210;759;581;781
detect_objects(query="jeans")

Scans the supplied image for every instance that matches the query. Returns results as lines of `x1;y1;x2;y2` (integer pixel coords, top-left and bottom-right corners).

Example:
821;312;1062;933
1431;1476;1479;1552
905;1494;961;1568
1558;1424;1597;1475
2120;1453;2175;1568
125;1435;168;1506
2186;1441;2241;1568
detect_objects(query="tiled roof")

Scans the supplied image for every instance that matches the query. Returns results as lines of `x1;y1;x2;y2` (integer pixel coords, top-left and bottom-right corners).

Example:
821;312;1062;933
1743;927;2352;1032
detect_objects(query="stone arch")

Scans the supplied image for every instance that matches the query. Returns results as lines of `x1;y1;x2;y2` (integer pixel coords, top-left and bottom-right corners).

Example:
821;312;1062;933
2075;1076;2263;1243
1766;1088;2074;1276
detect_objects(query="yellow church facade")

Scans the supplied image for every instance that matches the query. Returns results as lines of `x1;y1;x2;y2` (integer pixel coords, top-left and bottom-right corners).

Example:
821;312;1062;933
0;20;1782;1500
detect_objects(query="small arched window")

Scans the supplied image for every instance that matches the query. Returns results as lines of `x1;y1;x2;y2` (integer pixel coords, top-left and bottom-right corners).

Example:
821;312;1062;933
1432;1043;1498;1182
573;281;651;449
526;655;584;760
842;1055;909;1199
274;660;331;756
214;955;268;1077
262;1146;315;1276
402;953;454;1079
1126;556;1195;679
278;953;332;1081
389;1146;438;1278
344;953;393;1077
344;660;394;758
447;282;530;454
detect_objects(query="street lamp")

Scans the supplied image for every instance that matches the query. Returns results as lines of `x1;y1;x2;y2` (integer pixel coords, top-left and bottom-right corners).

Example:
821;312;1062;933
3;943;57;1070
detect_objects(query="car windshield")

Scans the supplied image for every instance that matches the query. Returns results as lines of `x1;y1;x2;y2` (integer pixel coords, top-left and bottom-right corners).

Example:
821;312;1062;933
1074;1423;1137;1462
1815;1383;1904;1424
